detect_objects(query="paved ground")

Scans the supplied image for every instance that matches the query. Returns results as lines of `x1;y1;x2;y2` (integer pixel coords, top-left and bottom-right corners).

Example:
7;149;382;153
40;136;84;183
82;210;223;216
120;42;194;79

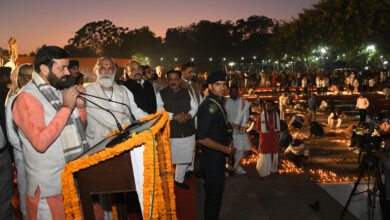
195;168;357;220
194;103;384;219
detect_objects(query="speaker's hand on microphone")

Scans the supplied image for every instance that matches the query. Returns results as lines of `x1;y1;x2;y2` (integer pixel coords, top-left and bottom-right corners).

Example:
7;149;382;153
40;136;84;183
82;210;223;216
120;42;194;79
75;85;86;109
63;86;78;110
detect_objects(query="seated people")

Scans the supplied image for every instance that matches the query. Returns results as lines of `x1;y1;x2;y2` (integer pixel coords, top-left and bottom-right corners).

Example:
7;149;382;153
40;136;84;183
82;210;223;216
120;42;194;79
288;114;305;130
309;121;324;137
319;100;329;111
328;108;343;129
293;103;305;113
284;139;310;167
350;123;367;152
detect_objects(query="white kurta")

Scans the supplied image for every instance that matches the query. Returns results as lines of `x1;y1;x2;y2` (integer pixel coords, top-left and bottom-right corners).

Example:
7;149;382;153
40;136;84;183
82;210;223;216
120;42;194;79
85;83;148;216
156;89;198;165
224;97;251;151
170;135;196;164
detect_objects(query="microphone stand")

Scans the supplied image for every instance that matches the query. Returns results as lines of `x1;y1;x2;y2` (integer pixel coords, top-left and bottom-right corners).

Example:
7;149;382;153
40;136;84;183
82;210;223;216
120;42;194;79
79;92;135;122
79;95;134;148
78;95;123;133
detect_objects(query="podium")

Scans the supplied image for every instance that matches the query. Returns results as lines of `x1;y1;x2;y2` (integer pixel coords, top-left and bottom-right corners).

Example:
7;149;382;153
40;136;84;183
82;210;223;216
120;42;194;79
62;112;177;220
77;152;136;219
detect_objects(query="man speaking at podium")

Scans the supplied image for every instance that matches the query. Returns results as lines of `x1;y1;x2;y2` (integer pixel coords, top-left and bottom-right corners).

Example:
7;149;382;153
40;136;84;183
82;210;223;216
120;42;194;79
11;46;89;219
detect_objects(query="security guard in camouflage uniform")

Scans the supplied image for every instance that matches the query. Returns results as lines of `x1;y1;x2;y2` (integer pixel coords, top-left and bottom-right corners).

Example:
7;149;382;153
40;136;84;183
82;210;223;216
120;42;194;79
196;71;237;220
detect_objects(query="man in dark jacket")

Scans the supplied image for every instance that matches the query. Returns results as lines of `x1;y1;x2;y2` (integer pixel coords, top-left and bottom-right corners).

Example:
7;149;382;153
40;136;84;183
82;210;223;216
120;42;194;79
156;70;197;189
122;59;157;114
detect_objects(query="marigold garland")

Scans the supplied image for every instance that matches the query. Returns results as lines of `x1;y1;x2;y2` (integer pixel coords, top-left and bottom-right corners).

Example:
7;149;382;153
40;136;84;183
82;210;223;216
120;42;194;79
61;111;177;220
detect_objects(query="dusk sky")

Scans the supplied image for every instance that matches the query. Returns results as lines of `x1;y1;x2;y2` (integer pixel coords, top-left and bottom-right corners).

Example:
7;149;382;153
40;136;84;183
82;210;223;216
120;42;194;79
0;0;318;54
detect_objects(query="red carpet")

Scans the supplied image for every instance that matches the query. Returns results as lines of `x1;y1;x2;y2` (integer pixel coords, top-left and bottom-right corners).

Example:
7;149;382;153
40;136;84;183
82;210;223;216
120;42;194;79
12;177;196;220
126;175;197;219
175;176;196;220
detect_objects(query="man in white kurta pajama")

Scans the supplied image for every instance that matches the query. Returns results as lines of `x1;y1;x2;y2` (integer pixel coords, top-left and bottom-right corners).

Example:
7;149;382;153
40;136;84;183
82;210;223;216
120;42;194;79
156;70;197;189
85;56;148;219
224;85;250;174
279;92;289;120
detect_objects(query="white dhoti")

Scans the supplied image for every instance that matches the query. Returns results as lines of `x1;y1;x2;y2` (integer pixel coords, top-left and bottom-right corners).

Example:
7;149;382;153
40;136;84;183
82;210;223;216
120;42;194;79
233;133;250;152
225;97;251;173
233;133;250;169
256;153;278;177
170;135;195;183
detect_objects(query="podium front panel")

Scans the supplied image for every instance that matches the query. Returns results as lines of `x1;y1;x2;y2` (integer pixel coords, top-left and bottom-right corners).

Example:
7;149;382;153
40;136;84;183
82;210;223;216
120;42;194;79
76;151;136;219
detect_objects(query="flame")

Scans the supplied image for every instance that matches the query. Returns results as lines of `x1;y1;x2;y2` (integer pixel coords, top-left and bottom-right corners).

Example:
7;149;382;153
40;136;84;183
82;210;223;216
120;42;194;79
309;169;374;183
330;139;351;146
241;154;259;165
329;128;345;134
291;131;308;139
278;159;304;174
241;156;372;183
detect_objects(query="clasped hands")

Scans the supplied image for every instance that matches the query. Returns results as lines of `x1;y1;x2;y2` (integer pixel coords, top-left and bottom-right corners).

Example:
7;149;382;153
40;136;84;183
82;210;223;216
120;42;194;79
172;112;192;123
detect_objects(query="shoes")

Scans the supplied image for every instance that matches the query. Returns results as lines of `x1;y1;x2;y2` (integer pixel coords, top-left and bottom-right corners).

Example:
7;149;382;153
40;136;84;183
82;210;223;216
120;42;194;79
235;166;247;174
175;181;189;190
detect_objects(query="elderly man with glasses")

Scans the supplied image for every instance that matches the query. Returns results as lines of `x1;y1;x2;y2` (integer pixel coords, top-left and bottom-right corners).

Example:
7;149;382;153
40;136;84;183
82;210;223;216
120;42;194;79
123;59;158;115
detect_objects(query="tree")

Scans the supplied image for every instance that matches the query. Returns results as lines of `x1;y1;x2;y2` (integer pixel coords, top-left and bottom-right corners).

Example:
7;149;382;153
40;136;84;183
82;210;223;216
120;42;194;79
117;26;163;61
268;0;390;69
233;15;275;58
163;20;236;71
66;19;128;56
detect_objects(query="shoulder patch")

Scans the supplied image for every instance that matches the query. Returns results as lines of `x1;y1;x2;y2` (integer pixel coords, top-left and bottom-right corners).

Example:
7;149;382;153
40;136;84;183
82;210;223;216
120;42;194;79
208;104;217;114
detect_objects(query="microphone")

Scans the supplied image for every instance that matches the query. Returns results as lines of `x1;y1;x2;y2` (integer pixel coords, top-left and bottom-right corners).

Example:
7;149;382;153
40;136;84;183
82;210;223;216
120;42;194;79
77;95;123;133
79;92;135;122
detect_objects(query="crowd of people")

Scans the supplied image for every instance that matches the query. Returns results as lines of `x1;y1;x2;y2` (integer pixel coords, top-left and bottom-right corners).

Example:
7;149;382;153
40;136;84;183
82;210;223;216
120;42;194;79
0;45;390;220
224;69;390;95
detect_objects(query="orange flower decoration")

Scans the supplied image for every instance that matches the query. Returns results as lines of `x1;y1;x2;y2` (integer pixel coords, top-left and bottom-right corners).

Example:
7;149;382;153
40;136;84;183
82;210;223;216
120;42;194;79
61;111;177;220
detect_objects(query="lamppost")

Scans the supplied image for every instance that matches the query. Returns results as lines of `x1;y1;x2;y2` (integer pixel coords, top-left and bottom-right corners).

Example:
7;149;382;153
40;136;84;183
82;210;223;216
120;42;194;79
228;62;235;72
